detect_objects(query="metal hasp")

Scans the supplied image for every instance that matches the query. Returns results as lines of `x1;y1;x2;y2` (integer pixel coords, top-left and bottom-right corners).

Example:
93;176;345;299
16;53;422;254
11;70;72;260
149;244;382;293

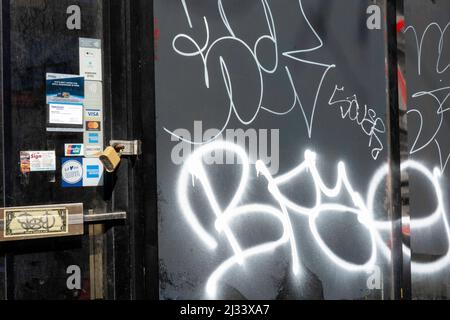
84;212;127;224
109;140;142;156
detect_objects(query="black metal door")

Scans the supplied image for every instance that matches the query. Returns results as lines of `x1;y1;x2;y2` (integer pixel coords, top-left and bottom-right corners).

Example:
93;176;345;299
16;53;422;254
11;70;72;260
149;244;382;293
0;0;156;300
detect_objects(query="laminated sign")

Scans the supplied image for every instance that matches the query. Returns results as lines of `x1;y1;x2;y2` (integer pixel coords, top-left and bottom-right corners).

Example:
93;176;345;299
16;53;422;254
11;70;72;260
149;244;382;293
79;38;103;81
20;151;56;173
46;73;84;104
46;73;85;132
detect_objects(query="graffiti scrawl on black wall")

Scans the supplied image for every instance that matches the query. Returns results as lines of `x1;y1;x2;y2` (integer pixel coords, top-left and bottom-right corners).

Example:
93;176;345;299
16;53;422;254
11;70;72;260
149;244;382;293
155;0;450;300
404;0;450;299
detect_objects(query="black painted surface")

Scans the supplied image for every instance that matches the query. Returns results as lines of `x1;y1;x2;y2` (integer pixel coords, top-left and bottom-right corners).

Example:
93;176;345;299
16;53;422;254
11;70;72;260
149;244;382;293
0;0;152;300
404;0;450;300
0;0;104;300
155;0;393;300
4;0;449;301
0;0;7;301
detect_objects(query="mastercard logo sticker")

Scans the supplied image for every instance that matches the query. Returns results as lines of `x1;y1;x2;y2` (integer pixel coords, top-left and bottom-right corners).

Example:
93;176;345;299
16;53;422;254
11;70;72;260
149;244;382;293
86;121;101;131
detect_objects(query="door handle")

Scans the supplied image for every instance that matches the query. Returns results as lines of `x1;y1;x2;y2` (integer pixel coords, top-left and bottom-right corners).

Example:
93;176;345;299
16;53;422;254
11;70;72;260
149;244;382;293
0;204;126;242
84;211;127;224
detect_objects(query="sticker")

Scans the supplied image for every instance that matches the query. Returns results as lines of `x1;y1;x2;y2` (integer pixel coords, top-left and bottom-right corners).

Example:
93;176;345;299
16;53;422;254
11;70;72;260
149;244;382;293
49;103;83;125
65;144;84;157
4;208;68;238
82;158;104;187
61;158;83;187
85;145;103;157
88;133;99;144
86;109;101;118
84;130;104;158
80;38;102;81
85;81;103;109
20;151;56;173
84;105;103;157
86;121;101;131
86;166;99;179
46;73;85;104
61;158;103;187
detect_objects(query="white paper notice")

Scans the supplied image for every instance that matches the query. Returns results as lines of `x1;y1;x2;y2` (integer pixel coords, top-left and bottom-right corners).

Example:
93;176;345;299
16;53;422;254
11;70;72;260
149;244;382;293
79;38;103;81
21;151;56;172
49;103;83;125
85;81;103;108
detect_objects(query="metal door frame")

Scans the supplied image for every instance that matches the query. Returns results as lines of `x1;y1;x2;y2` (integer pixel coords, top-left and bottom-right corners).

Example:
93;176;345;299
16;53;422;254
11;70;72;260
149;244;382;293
106;0;158;300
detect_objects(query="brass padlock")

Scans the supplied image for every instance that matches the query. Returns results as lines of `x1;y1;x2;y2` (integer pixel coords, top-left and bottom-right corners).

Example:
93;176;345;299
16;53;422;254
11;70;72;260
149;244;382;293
100;146;122;173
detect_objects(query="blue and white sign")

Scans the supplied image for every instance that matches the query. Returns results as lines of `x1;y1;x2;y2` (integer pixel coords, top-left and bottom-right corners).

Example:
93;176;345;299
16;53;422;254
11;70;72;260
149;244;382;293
88;133;99;144
61;158;83;188
46;73;85;104
82;158;104;187
61;158;103;187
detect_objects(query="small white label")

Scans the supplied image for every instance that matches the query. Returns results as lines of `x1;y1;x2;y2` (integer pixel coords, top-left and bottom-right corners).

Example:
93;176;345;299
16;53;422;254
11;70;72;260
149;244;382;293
49;103;83;125
85;81;103;108
80;38;103;81
85;145;103;158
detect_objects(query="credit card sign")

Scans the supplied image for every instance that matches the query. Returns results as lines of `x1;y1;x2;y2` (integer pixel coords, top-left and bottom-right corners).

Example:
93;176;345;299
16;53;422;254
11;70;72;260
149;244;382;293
65;144;84;157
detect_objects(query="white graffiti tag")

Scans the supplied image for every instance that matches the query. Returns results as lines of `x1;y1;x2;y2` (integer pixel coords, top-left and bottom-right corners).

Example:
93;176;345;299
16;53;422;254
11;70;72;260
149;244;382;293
404;22;450;174
166;0;335;145
177;141;449;298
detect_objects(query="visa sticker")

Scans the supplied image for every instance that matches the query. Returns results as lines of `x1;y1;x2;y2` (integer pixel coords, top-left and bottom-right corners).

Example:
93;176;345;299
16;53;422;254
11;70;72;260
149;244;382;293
86;109;101;118
65;144;84;157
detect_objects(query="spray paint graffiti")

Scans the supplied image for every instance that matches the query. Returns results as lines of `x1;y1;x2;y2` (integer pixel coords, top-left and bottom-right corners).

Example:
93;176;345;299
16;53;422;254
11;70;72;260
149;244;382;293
328;86;386;160
404;22;450;174
166;0;387;162
157;0;450;299
177;141;448;298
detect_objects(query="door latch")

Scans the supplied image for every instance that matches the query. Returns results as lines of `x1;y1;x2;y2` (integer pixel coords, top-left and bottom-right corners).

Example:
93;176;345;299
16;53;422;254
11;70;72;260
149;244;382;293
109;140;142;156
99;140;142;173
